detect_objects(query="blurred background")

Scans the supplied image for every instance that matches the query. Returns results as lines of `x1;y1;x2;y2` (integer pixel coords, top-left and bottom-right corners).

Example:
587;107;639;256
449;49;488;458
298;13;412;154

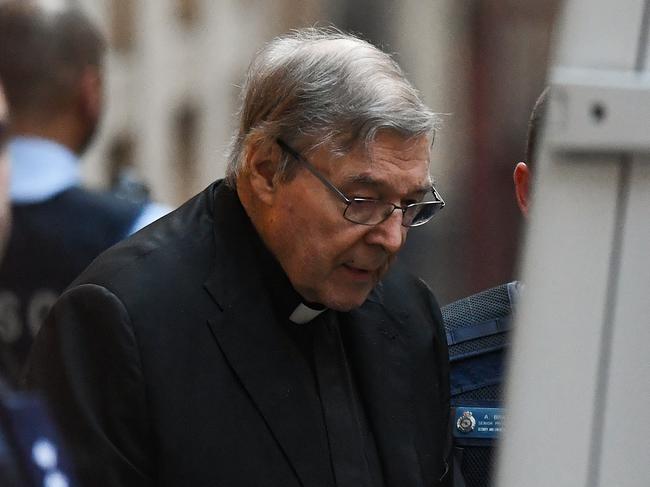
70;0;560;305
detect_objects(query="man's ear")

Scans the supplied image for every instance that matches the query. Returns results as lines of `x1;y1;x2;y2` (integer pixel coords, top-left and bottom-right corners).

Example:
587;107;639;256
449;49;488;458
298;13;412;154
244;140;282;205
79;66;103;123
513;162;530;217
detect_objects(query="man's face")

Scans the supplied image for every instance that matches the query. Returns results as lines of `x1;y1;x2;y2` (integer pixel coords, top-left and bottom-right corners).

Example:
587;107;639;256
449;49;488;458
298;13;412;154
0;85;11;259
263;131;432;311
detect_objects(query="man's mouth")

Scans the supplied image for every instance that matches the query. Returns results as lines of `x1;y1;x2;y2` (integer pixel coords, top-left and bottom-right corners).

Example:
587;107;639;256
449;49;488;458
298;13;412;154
341;263;377;281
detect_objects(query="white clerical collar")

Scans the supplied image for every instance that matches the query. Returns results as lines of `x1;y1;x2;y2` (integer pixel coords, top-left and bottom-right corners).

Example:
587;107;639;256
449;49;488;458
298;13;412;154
289;303;327;324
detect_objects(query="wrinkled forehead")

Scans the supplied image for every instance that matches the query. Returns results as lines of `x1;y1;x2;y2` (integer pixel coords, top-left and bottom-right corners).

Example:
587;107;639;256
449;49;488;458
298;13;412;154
342;132;433;174
367;133;432;160
332;132;434;189
314;129;433;161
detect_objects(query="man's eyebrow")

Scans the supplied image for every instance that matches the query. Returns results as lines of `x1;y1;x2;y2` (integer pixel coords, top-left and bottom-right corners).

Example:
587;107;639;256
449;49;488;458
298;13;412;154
342;173;381;187
342;173;432;196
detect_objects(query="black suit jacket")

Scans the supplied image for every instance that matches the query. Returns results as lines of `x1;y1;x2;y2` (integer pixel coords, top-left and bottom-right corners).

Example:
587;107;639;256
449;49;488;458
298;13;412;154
25;181;451;487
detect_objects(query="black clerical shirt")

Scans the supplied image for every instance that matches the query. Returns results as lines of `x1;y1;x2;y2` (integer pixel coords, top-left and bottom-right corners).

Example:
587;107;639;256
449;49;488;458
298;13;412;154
252;228;384;487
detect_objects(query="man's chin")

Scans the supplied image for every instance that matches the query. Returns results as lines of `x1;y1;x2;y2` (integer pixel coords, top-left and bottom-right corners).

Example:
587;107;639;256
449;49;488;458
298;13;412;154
295;277;377;312
317;287;374;312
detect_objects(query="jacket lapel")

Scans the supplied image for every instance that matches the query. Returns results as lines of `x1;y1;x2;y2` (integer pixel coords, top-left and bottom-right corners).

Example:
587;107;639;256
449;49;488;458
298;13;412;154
203;183;334;487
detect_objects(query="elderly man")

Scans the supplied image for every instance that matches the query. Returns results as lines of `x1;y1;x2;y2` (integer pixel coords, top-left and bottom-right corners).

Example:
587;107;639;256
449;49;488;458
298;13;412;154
0;1;170;383
27;29;451;487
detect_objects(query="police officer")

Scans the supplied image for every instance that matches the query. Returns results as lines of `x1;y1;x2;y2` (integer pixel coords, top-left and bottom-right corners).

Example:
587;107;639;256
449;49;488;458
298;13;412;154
0;1;170;383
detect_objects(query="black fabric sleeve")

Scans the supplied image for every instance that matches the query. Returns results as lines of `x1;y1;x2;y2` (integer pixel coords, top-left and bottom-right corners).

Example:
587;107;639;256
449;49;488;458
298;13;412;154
24;284;153;487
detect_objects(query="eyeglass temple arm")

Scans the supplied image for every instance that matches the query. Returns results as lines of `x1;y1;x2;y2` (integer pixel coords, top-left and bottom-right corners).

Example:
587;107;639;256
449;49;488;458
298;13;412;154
431;186;445;207
276;139;352;205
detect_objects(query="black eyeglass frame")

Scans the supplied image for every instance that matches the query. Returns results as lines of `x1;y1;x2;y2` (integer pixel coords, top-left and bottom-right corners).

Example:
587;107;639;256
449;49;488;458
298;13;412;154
276;138;445;227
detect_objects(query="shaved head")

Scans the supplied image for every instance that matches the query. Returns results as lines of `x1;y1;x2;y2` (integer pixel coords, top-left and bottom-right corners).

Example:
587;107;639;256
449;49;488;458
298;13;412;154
0;0;106;122
524;87;549;169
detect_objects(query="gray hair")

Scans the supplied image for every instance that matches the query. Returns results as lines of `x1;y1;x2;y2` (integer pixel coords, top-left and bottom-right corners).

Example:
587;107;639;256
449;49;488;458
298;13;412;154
225;27;440;187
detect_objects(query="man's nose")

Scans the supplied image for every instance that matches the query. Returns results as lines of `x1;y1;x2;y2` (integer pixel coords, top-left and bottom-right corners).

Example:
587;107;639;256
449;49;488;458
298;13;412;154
365;210;406;254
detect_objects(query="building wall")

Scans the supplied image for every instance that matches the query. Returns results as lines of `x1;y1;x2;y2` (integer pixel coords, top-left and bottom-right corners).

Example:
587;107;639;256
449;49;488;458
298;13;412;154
79;0;335;205
72;0;557;303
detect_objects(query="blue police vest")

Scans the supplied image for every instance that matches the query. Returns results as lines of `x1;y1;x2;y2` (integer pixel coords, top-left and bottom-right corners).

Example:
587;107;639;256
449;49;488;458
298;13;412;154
0;187;144;383
441;281;519;487
0;383;78;487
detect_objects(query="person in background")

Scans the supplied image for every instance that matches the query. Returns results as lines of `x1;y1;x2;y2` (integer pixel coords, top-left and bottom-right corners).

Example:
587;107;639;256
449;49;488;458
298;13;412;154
441;88;548;487
0;70;14;385
26;27;452;487
0;82;10;269
0;76;81;487
511;88;547;219
0;1;170;383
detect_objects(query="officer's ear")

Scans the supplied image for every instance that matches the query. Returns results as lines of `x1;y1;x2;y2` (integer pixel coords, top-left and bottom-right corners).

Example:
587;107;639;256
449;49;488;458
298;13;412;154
513;162;530;217
244;138;282;205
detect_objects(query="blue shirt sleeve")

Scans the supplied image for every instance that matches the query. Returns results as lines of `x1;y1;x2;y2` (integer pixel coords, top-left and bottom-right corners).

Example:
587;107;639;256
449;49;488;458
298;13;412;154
128;202;173;235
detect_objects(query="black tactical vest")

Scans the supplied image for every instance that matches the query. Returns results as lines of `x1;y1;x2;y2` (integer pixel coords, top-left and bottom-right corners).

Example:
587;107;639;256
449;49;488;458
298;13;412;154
0;187;144;383
442;281;519;487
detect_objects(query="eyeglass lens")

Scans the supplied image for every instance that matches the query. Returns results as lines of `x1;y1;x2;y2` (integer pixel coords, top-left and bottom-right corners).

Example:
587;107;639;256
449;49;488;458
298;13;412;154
344;200;441;227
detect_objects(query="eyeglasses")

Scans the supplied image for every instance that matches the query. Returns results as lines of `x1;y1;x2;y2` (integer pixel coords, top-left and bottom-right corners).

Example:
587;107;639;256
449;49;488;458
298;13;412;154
277;139;445;227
